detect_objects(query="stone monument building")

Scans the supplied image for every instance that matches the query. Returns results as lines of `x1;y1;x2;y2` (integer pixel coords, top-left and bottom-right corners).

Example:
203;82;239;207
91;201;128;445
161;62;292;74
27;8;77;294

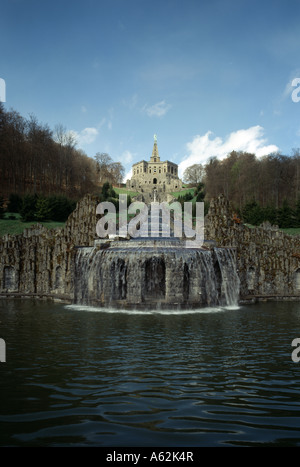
126;135;182;202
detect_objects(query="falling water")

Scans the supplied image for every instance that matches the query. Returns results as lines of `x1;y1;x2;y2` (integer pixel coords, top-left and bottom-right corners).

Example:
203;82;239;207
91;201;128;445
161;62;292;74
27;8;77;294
214;248;241;307
73;241;240;309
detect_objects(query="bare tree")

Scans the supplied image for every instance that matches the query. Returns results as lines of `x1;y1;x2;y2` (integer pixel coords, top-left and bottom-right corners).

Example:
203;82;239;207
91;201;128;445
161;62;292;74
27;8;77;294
183;164;204;185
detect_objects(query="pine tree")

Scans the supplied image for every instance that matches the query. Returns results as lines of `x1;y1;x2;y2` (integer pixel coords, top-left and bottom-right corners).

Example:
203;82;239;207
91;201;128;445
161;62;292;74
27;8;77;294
20;194;37;222
262;205;278;226
242;200;264;225
277;199;294;228
35;197;51;222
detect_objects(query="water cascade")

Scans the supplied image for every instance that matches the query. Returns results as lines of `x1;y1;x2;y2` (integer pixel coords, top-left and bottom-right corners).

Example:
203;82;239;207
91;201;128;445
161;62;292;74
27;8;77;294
73;240;240;309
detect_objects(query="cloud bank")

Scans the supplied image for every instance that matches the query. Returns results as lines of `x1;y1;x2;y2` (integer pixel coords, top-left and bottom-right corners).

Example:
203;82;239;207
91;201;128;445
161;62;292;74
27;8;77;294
178;125;279;177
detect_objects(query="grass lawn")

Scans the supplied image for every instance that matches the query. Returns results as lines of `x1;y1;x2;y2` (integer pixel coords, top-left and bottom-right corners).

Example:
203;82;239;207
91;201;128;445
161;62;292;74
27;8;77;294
114;187;140;198
281;228;300;236
0;213;65;237
245;223;300;235
171;188;196;198
115;186;197;201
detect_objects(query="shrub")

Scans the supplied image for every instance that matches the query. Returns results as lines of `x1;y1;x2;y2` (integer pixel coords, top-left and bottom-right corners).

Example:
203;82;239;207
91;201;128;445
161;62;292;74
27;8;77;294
47;195;76;222
242;200;264;225
35;197;52;222
277;200;295;229
20;194;37;222
7;193;22;213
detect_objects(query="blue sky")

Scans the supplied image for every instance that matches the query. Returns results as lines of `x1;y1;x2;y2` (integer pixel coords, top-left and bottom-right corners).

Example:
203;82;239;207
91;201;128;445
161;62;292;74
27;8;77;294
1;0;300;180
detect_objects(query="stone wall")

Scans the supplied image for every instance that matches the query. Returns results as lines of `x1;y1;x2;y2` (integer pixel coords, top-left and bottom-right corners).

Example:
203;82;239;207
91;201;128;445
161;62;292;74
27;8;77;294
0;194;99;300
205;195;300;299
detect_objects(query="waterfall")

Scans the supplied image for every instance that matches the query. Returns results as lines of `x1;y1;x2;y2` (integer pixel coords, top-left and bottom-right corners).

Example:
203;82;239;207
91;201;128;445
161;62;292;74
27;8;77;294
73;242;240;309
214;248;240;307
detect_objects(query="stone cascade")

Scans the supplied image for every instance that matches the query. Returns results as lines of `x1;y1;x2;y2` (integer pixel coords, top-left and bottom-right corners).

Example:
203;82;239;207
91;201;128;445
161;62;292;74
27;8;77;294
0;193;298;304
73;242;240;309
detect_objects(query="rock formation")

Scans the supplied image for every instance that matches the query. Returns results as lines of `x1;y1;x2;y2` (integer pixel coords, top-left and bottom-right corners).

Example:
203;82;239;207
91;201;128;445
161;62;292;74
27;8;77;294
205;195;300;300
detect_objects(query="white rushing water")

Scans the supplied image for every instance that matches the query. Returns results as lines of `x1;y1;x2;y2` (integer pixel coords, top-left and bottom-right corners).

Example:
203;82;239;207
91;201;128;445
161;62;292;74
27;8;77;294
73;243;240;310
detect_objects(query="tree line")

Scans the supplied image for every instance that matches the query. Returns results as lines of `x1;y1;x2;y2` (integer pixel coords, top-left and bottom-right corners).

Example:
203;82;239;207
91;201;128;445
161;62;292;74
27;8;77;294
183;151;300;227
0;192;76;222
0;103;125;201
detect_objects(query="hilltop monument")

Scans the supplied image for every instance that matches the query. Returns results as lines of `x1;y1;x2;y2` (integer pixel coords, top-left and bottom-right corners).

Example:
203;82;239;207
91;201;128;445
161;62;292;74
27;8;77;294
126;135;182;202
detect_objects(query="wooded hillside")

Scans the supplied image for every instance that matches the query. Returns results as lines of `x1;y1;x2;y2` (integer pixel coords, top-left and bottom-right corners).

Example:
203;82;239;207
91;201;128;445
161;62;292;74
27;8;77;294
0;103;125;200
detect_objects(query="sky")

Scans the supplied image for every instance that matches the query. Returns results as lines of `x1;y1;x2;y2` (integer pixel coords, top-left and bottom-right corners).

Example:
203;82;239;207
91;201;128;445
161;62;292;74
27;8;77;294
1;0;300;181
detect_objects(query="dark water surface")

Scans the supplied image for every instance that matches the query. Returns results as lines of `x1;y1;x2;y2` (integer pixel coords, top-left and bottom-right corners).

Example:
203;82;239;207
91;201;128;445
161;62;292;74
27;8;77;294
1;299;300;447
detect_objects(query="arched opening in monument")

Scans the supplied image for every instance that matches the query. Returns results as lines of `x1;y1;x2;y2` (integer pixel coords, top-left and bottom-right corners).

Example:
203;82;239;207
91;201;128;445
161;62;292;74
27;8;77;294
3;266;16;291
295;268;300;291
144;257;166;300
153;178;157;184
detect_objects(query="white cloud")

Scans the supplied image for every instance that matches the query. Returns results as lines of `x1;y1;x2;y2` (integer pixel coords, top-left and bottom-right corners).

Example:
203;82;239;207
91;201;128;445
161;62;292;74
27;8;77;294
142;100;171;117
124;168;132;183
72;127;99;146
122;150;134;164
178;126;279;178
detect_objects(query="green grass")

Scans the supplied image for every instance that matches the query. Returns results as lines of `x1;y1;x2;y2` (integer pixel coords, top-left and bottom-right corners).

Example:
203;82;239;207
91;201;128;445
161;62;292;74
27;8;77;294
245;223;300;235
281;228;300;236
0;213;65;237
171;188;195;198
114;187;140;198
115;186;197;200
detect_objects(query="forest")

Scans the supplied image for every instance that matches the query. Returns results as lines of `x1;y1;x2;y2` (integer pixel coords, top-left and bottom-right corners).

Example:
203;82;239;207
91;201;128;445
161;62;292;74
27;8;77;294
0;103;124;200
183;151;300;228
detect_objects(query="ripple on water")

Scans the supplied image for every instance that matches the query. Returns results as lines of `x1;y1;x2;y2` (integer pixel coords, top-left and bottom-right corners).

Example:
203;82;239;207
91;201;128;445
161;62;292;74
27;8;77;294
1;300;300;446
